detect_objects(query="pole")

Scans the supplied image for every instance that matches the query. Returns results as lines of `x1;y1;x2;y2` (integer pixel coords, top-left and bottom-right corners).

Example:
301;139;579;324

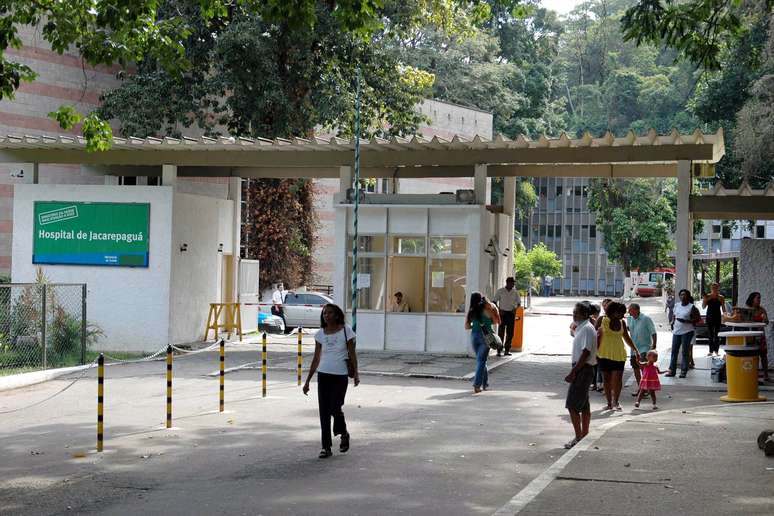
350;67;361;333
166;345;172;428
297;327;303;386
41;284;47;369
732;258;738;306
262;332;267;398
81;284;87;365
219;339;225;412
97;353;104;452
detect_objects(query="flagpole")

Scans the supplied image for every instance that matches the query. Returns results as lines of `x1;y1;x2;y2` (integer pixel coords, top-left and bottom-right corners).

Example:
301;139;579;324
350;67;361;333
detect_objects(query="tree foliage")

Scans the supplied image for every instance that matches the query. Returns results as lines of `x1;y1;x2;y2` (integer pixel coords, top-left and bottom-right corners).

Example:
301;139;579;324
587;178;676;275
621;0;773;70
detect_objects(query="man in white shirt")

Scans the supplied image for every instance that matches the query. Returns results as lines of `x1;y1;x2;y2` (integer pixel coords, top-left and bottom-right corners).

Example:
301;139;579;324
493;277;521;356
391;292;410;312
271;283;286;328
564;301;598;449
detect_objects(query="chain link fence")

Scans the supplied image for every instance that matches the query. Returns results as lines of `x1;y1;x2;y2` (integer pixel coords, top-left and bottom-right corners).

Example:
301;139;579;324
0;283;88;374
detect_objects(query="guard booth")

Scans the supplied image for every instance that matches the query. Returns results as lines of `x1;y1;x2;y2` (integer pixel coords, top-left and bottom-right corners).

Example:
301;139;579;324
332;179;516;354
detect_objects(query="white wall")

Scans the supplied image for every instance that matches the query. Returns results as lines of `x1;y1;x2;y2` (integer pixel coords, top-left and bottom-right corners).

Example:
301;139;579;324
169;193;234;344
12;185;174;352
739;239;774;365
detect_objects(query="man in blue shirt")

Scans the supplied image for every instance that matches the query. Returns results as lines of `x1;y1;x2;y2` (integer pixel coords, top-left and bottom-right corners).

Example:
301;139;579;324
627;303;657;395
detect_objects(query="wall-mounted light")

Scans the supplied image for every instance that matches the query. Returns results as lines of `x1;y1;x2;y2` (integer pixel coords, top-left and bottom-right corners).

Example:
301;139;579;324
217;243;224;253
180;243;188;252
9;169;23;178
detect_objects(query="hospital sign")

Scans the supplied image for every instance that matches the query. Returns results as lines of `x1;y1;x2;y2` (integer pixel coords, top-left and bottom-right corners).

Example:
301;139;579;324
33;201;150;267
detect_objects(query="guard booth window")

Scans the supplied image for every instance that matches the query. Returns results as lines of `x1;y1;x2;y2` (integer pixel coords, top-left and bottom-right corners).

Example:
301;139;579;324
388;236;426;312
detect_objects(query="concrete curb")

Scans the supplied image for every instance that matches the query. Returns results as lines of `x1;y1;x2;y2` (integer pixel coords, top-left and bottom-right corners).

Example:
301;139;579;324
492;400;774;516
0;364;92;392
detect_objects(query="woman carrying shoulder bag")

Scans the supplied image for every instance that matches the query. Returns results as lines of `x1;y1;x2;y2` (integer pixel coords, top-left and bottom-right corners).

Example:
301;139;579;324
464;292;501;394
303;303;359;459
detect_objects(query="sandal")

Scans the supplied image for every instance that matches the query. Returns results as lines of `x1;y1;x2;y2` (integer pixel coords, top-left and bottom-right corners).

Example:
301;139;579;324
564;438;579;449
605;404;613;411
634;402;640;408
319;448;332;459
652;405;658;410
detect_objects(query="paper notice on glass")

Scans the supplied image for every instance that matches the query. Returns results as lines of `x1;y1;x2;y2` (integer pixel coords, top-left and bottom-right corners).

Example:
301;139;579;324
431;271;445;288
357;273;371;289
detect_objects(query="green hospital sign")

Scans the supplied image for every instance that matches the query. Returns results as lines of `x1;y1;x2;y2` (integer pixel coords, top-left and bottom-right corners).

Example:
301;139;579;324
33;201;150;267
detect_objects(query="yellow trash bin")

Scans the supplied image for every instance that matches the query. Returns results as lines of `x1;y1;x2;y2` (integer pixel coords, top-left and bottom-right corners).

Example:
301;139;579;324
720;341;766;403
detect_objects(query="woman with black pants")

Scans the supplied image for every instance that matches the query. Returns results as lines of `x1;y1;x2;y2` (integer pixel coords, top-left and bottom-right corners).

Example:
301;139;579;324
303;304;359;458
702;282;725;356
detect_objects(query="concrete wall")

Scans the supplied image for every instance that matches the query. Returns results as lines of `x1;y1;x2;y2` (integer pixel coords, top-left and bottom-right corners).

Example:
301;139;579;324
169;193;234;345
12;185;174;352
739;239;774;365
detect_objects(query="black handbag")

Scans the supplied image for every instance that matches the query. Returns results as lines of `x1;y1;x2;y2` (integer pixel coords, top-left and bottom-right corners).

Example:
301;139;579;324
343;325;356;378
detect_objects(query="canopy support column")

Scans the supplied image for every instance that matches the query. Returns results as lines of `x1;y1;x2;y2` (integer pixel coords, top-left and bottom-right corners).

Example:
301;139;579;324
474;164;489;204
676;160;693;293
162;164;177;187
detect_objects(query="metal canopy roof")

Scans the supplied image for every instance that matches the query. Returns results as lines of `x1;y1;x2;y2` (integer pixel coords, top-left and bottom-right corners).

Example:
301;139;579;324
0;128;725;177
691;180;774;220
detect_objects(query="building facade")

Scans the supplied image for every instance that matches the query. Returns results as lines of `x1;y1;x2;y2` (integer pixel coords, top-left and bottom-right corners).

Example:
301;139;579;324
309;99;492;287
696;220;774;254
516;177;626;297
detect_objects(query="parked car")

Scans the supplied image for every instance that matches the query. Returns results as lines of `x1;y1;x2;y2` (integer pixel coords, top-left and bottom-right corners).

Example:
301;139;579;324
260;290;333;332
258;311;285;334
635;271;674;297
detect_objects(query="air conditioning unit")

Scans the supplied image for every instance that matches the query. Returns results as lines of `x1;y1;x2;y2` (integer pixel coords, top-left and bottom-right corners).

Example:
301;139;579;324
455;189;476;204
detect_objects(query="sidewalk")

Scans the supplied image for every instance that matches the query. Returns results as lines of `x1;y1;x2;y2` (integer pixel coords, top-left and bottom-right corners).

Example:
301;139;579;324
498;401;774;515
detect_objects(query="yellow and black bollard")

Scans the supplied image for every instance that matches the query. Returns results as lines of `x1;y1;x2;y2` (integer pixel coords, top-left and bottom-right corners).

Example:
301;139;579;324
166;345;173;428
97;353;104;452
262;332;267;398
219;339;225;412
297;327;303;386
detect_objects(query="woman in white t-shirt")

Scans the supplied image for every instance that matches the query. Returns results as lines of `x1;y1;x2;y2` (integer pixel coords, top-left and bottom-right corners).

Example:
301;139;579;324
303;304;360;459
667;289;700;378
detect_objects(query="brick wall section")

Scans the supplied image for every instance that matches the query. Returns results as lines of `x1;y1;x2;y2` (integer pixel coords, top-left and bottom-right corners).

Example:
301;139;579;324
0;26;123;274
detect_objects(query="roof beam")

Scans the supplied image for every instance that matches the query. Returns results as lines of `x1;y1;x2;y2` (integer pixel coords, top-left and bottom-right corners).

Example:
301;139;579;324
690;195;774;220
0;143;717;168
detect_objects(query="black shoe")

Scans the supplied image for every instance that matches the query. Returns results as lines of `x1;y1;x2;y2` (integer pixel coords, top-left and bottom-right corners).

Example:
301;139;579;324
319;448;332;459
504;352;512;356
496;352;501;357
678;372;687;378
339;433;350;453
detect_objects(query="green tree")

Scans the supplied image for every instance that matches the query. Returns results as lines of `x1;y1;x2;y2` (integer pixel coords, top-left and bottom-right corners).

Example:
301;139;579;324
587;178;675;276
526;242;562;282
513;249;534;291
621;0;774;70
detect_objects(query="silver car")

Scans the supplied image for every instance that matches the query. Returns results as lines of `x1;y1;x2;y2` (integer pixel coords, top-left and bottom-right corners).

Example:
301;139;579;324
262;290;333;332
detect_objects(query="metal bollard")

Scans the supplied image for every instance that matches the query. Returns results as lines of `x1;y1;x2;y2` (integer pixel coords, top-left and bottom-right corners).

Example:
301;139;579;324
297;327;303;386
166;345;173;428
219;339;225;412
262;332;267;398
97;353;104;452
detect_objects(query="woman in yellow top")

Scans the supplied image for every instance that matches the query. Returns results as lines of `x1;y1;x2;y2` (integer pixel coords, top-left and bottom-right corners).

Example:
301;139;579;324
597;301;639;411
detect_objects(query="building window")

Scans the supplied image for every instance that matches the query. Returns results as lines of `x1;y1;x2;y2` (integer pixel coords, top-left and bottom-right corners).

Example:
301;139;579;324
347;256;386;310
589;225;596;238
712;224;721;235
721;225;732;239
428;257;466;313
556;186;563;196
392;236;426;255
756;225;765;238
555;225;562;237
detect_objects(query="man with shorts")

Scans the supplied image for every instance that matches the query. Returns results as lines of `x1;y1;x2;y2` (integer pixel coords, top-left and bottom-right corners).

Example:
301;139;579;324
627;303;657;395
564;302;598;449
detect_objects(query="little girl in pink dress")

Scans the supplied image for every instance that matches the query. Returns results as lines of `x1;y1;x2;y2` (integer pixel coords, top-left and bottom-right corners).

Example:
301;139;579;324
635;350;666;410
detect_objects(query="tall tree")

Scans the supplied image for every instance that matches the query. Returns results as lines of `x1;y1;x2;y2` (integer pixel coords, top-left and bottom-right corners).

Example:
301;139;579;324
587;179;676;275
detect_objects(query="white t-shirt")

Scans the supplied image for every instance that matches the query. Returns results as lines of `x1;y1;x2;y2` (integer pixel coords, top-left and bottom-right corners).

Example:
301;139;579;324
493;287;521;311
272;290;283;306
673;302;695;336
571;320;597;366
315;325;355;376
